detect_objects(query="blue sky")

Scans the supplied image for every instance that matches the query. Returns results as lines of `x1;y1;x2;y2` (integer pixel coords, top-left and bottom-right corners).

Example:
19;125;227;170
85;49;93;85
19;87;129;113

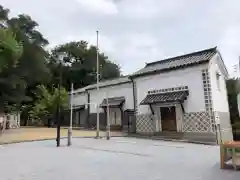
2;0;240;76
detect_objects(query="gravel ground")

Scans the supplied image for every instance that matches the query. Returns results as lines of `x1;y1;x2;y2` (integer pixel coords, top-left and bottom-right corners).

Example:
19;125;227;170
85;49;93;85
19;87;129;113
0;128;124;144
0;137;239;180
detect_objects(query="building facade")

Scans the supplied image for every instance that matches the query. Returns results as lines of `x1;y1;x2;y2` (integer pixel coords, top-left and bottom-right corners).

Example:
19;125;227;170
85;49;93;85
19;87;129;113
72;47;232;143
71;87;88;128
130;47;232;143
71;76;135;131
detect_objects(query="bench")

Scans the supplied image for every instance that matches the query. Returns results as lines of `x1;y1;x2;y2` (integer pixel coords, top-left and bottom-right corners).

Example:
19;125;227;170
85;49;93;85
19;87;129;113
220;141;240;170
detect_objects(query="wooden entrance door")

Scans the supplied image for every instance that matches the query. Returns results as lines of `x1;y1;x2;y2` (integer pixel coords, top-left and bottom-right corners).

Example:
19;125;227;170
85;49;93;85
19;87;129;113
160;106;177;131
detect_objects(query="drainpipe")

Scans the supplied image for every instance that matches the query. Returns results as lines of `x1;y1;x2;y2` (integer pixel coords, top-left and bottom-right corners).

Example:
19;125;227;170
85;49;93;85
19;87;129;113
207;56;218;143
87;91;90;128
131;78;137;133
130;79;137;119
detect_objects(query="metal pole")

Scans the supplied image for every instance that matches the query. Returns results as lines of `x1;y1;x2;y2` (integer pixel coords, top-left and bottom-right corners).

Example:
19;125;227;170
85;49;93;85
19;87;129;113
68;83;73;146
106;92;110;140
238;56;240;78
56;62;62;147
96;30;100;138
215;112;222;145
218;124;222;144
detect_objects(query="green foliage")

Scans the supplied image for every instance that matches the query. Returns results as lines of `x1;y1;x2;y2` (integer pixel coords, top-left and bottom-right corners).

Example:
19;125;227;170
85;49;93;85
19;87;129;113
50;41;120;90
29;85;69;122
227;78;240;124
0;28;23;70
226;78;240;140
0;27;25;112
0;5;121;125
0;5;50;113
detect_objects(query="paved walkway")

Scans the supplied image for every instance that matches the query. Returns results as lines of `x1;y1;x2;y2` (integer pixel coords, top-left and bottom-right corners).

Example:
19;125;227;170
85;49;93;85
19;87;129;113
0;127;124;144
0;137;239;179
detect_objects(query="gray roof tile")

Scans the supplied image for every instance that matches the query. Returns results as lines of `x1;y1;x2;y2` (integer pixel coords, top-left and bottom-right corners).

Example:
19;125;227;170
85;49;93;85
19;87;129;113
85;76;131;90
140;91;189;105
72;76;130;94
72;105;85;110
100;96;125;107
131;47;217;77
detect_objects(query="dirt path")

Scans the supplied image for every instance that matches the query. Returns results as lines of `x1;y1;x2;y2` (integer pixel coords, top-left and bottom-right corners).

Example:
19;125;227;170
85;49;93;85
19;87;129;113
0;127;125;144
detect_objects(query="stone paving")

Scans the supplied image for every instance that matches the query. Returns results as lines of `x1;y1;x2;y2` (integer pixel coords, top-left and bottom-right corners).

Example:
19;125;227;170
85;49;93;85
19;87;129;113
0;137;239;180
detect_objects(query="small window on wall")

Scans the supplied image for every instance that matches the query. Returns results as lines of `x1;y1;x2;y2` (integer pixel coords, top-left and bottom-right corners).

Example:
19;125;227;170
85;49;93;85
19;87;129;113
216;72;221;91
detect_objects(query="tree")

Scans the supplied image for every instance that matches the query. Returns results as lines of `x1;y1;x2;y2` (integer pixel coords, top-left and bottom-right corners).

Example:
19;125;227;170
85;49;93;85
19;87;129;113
0;26;23;131
0;28;24;112
29;85;69;126
0;5;50;114
227;78;240;124
0;4;122;127
227;78;240;140
50;41;121;90
7;14;50;85
0;5;9;27
0;28;23;71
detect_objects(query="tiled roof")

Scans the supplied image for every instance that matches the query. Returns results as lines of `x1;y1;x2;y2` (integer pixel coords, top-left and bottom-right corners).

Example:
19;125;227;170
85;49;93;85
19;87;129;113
85;76;131;90
100;96;125;107
72;105;85;110
140;91;189;105
72;76;131;94
131;47;217;77
72;87;87;94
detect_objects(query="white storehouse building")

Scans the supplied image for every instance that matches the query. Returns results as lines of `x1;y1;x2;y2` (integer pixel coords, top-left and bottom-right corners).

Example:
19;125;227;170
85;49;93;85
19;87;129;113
71;76;135;131
71;47;233;143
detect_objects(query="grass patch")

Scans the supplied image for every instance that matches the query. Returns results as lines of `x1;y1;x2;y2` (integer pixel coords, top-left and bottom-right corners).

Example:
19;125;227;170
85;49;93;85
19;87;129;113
227;148;240;153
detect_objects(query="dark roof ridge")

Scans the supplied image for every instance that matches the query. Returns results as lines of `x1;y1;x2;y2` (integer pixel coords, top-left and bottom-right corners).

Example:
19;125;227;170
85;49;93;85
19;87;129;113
146;46;217;67
97;75;129;83
82;76;130;88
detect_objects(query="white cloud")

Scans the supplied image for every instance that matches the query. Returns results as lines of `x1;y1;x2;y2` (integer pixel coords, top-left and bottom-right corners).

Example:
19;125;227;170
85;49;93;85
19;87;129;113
117;0;185;19
62;33;116;55
109;33;164;73
218;26;240;76
74;0;118;15
2;0;240;75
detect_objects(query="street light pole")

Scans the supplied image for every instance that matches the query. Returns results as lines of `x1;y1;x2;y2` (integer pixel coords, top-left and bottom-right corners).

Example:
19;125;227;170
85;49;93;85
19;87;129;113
96;30;100;138
56;60;62;147
68;83;73;146
56;52;66;147
106;92;110;140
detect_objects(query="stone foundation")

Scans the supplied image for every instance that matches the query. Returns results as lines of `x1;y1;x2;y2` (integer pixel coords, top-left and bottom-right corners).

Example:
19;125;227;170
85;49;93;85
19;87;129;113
135;110;233;144
136;114;155;134
182;111;212;132
216;111;233;142
183;132;217;143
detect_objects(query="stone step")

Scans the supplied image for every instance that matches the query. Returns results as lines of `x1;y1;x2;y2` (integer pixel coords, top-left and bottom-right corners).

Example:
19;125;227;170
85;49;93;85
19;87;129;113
154;132;184;139
183;132;217;143
133;131;218;144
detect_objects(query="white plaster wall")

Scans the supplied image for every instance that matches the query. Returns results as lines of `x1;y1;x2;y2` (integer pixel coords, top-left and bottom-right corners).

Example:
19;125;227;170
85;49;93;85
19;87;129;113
209;54;232;141
209;54;229;113
89;82;134;113
72;93;87;106
134;64;208;114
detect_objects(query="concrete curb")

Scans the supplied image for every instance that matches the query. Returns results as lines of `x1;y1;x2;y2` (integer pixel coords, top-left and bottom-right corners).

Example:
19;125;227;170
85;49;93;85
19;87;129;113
127;135;218;146
0;137;66;145
0;134;217;146
0;135;127;145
